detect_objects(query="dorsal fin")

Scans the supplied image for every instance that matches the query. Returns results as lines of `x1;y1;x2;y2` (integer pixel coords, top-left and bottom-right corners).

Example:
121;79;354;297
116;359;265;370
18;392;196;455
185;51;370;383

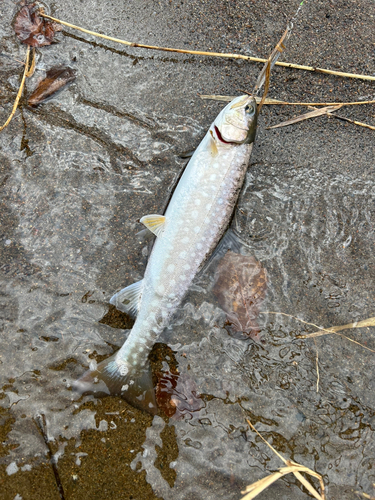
109;279;144;317
140;214;166;237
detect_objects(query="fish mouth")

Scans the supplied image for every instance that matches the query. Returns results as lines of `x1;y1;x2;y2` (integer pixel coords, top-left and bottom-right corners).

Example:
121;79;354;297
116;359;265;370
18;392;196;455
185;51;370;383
214;125;243;145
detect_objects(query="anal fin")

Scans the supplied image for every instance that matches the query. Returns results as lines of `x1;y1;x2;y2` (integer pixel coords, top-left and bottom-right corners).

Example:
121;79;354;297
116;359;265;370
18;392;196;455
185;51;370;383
140;214;166;237
110;279;143;317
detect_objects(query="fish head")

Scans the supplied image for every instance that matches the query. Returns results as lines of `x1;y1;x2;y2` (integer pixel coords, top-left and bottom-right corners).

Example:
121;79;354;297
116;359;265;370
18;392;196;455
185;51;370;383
214;95;257;145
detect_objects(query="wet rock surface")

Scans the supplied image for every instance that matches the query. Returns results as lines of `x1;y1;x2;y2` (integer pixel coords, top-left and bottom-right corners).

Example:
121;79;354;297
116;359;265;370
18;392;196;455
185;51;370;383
1;0;375;499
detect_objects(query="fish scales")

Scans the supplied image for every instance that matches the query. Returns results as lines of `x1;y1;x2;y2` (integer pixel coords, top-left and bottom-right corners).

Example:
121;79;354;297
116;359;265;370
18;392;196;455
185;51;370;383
74;95;257;412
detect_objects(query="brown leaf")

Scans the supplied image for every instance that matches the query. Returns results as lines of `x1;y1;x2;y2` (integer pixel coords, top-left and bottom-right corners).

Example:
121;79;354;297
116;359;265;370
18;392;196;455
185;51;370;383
14;3;61;47
28;66;76;106
212;251;267;340
156;371;203;420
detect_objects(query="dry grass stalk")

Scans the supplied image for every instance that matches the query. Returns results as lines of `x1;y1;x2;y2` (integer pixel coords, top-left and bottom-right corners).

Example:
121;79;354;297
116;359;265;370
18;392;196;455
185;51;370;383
254;25;290;95
199;95;375;107
263;311;375;353
355;491;375;500
201;95;375;131
256;25;291;115
0;46;31;132
26;47;36;77
200;95;287;104
39;11;375;82
314;338;320;393
257;58;271;115
244;419;325;500
267;104;343;129
299;316;375;340
327;112;375;131
269;104;375;131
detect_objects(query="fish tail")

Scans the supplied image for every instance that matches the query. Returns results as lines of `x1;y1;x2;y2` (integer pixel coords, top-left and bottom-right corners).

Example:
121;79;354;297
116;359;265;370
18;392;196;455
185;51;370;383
72;353;156;414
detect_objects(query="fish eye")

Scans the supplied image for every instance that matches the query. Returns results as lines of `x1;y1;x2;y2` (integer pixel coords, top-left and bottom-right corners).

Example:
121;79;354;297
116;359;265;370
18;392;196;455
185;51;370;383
245;104;254;114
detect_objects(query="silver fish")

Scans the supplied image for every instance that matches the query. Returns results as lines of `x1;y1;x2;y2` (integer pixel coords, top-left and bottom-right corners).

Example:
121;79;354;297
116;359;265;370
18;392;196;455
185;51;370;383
74;95;257;412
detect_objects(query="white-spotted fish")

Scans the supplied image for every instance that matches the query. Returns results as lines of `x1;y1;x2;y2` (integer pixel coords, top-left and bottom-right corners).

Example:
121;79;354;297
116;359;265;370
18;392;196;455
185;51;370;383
73;95;257;413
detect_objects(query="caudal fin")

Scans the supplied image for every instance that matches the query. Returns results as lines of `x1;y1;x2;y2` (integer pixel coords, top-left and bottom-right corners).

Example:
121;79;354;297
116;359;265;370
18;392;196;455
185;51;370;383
72;354;157;414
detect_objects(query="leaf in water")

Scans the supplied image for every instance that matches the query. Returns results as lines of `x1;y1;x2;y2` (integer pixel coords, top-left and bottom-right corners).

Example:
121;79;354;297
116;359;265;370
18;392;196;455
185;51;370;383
28;66;77;106
14;3;61;47
212;251;267;340
156;371;204;420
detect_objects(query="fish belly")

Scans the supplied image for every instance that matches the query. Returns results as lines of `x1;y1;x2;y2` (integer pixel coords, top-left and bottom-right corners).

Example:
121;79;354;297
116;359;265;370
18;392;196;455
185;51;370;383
121;137;254;361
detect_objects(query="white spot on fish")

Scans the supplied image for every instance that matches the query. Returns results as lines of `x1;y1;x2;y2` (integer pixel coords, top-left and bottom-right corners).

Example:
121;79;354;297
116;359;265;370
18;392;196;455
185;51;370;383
192;210;198;218
167;264;175;272
218;198;223;204
118;363;128;376
183;264;191;270
195;199;201;205
182;236;189;243
194;226;200;233
179;251;187;258
122;384;129;391
157;284;165;294
210;174;217;180
197;243;202;250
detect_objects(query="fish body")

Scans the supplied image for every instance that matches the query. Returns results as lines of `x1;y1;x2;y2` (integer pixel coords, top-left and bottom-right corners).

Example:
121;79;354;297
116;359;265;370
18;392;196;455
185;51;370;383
74;95;257;412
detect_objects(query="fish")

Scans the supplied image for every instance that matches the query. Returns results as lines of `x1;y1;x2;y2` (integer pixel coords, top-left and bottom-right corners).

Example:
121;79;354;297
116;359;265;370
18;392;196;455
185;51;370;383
73;94;257;413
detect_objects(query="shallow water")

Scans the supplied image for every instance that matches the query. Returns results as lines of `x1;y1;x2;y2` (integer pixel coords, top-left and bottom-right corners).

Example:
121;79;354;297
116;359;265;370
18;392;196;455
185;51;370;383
1;0;375;499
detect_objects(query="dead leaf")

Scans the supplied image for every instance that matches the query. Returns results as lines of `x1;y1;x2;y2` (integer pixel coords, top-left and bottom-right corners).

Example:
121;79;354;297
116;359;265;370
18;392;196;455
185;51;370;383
28;66;76;106
14;3;61;47
212;251;267;340
156;371;203;420
267;104;343;129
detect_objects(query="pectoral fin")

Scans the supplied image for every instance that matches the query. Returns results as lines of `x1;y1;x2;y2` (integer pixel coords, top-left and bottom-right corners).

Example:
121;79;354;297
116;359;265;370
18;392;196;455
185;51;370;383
109;279;144;317
209;130;219;157
140;214;166;237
